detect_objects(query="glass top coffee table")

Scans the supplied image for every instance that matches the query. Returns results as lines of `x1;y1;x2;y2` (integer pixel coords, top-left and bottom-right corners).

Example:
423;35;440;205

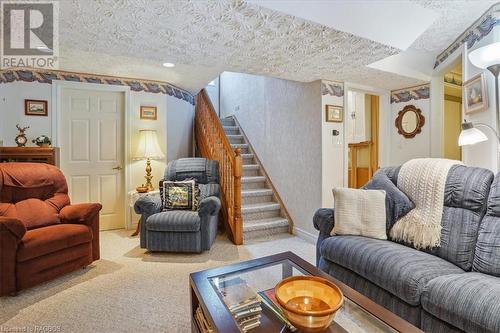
190;252;422;333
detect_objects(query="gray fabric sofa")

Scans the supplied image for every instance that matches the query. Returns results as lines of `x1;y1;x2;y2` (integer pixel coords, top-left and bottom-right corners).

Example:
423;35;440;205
134;158;221;253
314;165;500;333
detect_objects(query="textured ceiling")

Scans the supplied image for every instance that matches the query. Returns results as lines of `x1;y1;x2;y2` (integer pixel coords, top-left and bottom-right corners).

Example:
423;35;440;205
57;0;493;93
410;0;496;54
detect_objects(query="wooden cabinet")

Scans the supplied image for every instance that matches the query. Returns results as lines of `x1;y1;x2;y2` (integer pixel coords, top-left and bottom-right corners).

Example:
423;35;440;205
0;147;60;166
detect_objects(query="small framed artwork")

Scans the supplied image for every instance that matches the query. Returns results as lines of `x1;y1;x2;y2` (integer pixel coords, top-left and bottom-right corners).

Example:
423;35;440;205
325;104;343;122
463;73;488;114
25;99;48;116
140;106;157;120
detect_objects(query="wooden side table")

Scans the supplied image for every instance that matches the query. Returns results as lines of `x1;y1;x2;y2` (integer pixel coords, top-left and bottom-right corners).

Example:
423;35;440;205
128;190;160;236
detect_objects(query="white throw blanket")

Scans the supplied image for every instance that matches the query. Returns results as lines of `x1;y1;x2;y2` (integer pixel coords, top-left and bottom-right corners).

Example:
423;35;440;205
390;158;463;249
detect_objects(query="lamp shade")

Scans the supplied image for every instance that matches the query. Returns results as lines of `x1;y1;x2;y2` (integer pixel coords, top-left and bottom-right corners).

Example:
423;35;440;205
458;122;488;146
133;130;165;160
469;42;500;69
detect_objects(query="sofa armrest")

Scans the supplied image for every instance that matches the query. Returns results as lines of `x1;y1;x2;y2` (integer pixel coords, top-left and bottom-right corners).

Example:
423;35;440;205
59;203;102;224
0;216;26;240
198;196;221;218
0;217;26;295
134;196;163;249
313;208;335;235
134;196;162;216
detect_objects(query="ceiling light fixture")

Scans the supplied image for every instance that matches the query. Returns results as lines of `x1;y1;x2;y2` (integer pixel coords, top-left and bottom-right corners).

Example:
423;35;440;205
162;62;175;68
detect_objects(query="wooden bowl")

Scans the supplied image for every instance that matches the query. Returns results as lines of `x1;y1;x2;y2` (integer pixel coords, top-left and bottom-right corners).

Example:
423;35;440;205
275;276;344;332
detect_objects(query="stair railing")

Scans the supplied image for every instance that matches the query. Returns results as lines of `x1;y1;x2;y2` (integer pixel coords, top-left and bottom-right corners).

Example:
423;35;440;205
195;89;243;245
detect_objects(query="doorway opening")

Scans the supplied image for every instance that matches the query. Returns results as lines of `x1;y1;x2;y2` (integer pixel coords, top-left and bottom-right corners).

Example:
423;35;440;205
443;60;463;160
346;91;379;188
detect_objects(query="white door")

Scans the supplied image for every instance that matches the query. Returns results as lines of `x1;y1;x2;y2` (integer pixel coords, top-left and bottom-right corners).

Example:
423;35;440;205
60;88;125;230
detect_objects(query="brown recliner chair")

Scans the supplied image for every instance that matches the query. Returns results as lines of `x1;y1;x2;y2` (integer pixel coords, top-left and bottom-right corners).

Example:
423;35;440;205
0;163;101;296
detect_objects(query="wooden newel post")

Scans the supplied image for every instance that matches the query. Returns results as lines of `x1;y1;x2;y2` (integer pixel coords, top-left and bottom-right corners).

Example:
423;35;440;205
233;147;243;245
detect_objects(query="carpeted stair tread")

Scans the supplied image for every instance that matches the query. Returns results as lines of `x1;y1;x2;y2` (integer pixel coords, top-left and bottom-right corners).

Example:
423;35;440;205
242;202;281;213
231;143;249;149
242;188;273;197
243;217;289;231
241;176;266;183
243;164;260;170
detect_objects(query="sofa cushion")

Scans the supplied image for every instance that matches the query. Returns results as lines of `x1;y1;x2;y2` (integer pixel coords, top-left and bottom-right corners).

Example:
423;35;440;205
0;162;69;203
17;198;61;229
165;158;219;184
332;188;387;239
380;165;493;270
320;236;464;305
473;173;500;276
363;171;414;231
421;273;500;333
146;211;200;232
17;224;92;262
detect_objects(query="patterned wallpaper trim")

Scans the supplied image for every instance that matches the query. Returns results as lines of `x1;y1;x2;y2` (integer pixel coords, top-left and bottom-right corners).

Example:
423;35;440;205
434;3;500;69
321;81;344;97
391;84;430;104
0;68;195;105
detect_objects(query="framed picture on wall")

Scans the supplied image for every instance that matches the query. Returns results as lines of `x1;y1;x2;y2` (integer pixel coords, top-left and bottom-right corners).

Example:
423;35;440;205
25;99;48;116
325;104;343;122
463;73;488;114
140;106;157;120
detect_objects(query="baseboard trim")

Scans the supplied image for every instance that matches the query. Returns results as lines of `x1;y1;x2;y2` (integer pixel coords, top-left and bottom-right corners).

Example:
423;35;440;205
293;226;318;244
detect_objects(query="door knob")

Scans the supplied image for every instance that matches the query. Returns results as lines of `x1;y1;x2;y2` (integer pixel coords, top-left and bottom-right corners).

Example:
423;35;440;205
112;166;122;170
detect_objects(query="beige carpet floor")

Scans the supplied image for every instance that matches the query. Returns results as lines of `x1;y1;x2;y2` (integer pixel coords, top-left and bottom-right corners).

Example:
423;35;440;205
0;231;316;333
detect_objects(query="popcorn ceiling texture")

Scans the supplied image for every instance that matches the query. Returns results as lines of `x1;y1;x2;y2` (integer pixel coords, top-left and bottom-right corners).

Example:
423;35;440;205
58;0;425;92
410;0;496;54
54;0;494;93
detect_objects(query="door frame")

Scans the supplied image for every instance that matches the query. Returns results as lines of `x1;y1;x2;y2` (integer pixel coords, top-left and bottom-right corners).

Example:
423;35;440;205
343;83;389;187
51;80;131;229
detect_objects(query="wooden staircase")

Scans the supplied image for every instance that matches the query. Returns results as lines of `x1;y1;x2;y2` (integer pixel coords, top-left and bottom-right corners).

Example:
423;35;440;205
195;89;291;244
221;116;291;241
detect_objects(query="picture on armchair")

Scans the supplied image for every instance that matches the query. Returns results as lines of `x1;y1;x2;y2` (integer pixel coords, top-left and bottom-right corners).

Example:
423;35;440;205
162;179;199;211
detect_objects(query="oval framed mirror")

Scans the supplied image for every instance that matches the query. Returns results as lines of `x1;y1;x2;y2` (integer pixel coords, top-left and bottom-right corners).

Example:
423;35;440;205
395;105;425;138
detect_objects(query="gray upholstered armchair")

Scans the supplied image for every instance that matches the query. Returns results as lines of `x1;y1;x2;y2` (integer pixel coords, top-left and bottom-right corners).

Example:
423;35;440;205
134;158;221;253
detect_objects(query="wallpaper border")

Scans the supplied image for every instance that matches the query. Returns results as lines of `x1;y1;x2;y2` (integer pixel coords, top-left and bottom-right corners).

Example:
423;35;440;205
434;3;500;69
321;81;344;97
391;84;430;104
0;68;195;105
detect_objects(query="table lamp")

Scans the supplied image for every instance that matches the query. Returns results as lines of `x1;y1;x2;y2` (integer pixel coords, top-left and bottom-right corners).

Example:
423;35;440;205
133;130;165;191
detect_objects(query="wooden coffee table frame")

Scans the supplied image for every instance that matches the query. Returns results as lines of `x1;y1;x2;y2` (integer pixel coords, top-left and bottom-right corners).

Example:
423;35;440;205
190;251;422;333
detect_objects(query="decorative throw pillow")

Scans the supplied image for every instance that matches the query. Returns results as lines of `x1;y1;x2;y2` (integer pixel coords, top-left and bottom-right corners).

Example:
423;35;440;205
331;188;387;240
161;179;199;211
363;172;414;231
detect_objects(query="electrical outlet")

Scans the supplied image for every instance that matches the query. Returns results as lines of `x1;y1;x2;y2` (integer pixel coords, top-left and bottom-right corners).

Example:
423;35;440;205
234;105;240;111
